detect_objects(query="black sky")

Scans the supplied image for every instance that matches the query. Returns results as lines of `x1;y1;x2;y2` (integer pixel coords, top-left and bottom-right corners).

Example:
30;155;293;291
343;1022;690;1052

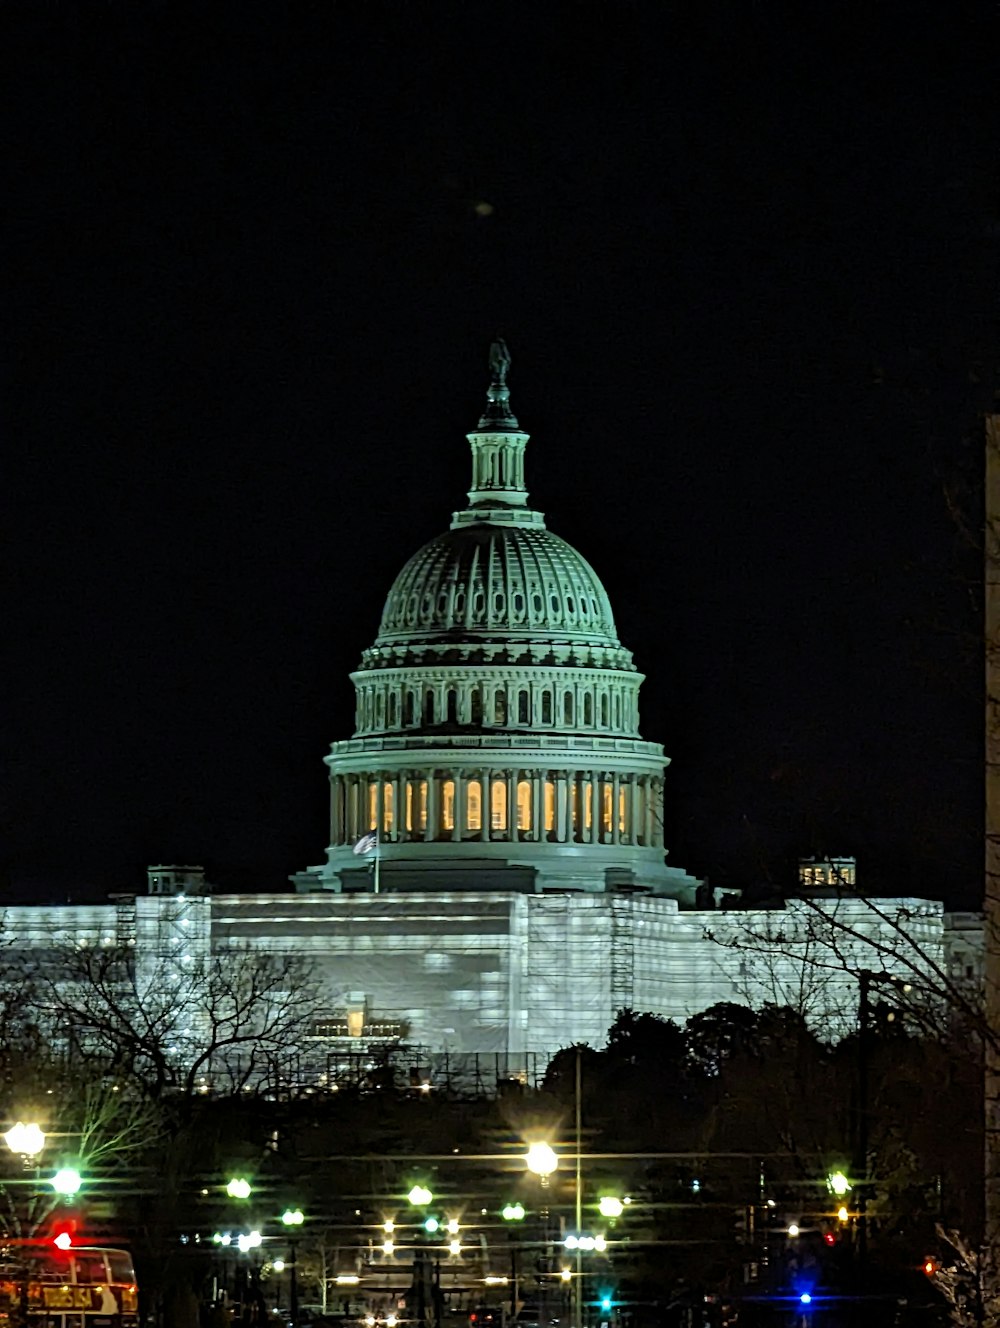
3;3;996;907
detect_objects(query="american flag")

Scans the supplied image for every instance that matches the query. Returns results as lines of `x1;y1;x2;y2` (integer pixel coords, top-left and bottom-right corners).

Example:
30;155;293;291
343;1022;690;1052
352;831;379;856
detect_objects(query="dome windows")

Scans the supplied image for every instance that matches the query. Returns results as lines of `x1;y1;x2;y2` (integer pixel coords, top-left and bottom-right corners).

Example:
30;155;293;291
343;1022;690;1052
517;690;529;725
494;690;507;725
584;694;594;727
563;692;574;726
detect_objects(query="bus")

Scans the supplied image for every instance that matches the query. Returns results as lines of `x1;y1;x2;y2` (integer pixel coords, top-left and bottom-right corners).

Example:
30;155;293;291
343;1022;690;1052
0;1246;138;1327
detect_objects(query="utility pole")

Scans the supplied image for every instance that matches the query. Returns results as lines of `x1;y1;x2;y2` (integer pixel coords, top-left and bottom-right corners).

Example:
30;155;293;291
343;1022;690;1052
855;970;872;1273
985;414;1000;1297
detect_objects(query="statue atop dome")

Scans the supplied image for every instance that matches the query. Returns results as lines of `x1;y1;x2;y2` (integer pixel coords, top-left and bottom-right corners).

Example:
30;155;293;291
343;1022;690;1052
489;337;511;387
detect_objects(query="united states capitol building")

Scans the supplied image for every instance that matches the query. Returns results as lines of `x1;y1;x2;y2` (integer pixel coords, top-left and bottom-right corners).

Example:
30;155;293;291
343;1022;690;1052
4;347;982;1079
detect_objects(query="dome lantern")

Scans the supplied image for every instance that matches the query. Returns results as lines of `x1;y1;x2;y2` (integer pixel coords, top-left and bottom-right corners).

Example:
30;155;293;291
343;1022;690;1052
456;338;535;524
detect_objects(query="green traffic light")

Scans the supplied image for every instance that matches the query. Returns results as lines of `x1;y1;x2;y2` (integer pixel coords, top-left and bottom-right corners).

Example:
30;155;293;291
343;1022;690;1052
424;1217;440;1233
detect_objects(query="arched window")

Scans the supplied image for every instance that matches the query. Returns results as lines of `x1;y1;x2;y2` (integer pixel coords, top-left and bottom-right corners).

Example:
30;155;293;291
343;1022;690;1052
541;691;552;724
403;691;415;726
602;781;613;834
441;779;455;832
388;693;398;727
495;690;507;724
544;779;556;833
376;693;385;728
600;693;609;727
517;779;532;831
584;779;593;831
466;779;482;832
518;690;529;724
367;782;377;832
447;689;458;724
563;691;574;725
425;690;436;725
471;688;483;723
491;779;507;831
383;781;394;833
406;778;427;833
584;693;593;727
618;784;627;835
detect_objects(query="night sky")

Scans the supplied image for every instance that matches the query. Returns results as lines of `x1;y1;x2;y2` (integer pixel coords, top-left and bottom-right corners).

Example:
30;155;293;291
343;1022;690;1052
4;4;996;907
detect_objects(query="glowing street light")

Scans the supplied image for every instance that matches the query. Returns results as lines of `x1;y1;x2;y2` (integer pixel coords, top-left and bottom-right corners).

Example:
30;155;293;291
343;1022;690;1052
449;1239;461;1256
226;1177;252;1199
408;1184;433;1206
828;1171;851;1197
237;1230;262;1252
502;1203;525;1221
281;1208;304;1226
273;1259;286;1273
525;1142;558;1177
837;1206;849;1223
598;1196;624;1218
51;1168;82;1196
382;1240;395;1255
383;1220;395;1233
4;1123;45;1158
787;1223;800;1237
446;1218;460;1235
423;1217;440;1234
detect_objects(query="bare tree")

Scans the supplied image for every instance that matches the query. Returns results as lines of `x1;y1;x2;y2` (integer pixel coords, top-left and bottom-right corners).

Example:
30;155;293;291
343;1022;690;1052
25;943;326;1100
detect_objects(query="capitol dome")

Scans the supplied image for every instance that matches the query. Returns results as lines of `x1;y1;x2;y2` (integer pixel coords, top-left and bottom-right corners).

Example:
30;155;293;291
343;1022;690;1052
296;343;696;901
374;522;622;652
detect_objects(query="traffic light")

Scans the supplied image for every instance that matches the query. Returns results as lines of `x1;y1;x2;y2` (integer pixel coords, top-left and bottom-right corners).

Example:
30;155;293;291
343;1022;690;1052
51;1217;77;1251
923;1257;938;1277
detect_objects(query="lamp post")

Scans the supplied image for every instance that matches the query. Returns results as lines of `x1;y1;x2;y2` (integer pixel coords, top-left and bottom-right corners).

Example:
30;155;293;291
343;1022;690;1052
525;1143;560;1328
282;1207;304;1328
4;1121;47;1328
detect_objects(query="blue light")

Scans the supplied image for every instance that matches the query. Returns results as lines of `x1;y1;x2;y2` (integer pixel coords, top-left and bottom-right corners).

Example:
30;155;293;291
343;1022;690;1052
600;1298;612;1312
799;1293;812;1305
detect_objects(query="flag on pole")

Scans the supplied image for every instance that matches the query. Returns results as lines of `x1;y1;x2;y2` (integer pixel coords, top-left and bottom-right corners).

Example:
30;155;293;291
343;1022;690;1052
352;831;379;856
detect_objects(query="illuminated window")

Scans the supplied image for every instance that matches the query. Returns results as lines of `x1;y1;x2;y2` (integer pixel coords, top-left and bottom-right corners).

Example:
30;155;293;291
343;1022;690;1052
570;782;580;834
542;691;552;724
618;785;627;834
383;782;394;832
368;782;377;831
584;780;593;830
495;690;507;724
584;693;593;726
417;779;427;830
602;781;613;833
467;779;482;832
347;1009;364;1038
545;779;556;831
491;779;507;831
563;691;574;725
518;690;529;724
517;779;532;830
442;780;455;831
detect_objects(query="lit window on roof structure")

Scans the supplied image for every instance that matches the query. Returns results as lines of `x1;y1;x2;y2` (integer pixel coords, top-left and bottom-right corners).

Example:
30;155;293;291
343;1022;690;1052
442;780;455;832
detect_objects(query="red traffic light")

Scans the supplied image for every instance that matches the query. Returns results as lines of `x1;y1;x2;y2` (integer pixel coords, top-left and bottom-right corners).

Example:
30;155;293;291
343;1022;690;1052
51;1217;77;1251
923;1258;937;1276
823;1233;836;1246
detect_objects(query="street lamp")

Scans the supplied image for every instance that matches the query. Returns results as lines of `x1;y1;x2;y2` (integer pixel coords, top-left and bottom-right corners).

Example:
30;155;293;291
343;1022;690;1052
408;1184;433;1206
4;1123;45;1160
827;1171;851;1198
598;1196;624;1219
226;1177;252;1199
51;1168;82;1197
281;1207;304;1328
524;1142;558;1178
